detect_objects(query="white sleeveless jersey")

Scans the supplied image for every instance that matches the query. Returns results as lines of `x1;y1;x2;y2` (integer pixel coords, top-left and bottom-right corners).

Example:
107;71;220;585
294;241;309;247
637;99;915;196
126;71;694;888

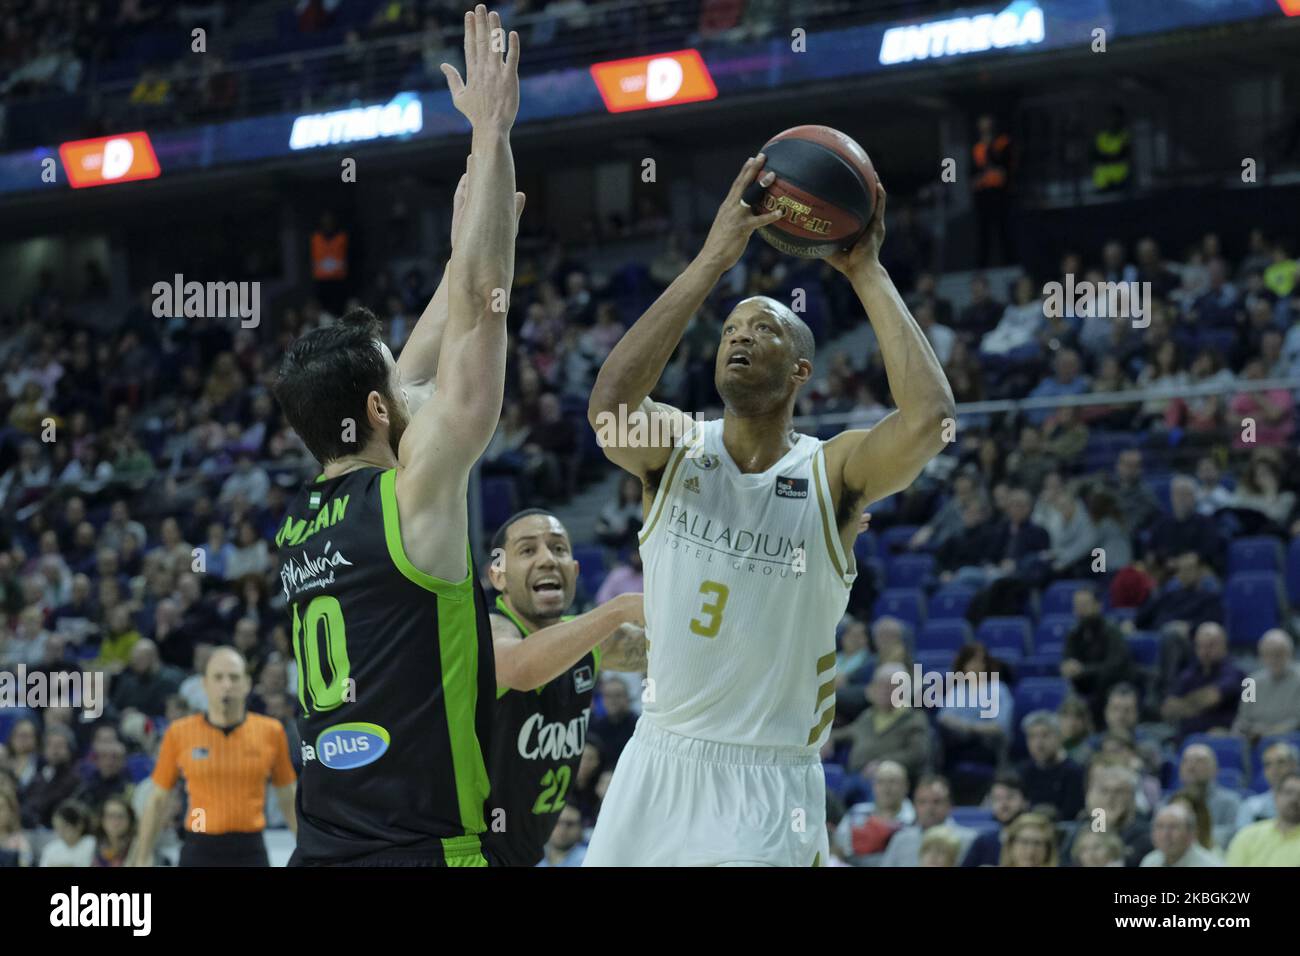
637;418;855;751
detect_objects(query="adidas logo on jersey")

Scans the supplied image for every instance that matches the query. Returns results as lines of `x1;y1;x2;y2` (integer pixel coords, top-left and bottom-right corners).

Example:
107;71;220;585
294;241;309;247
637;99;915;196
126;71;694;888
774;476;809;499
683;475;701;494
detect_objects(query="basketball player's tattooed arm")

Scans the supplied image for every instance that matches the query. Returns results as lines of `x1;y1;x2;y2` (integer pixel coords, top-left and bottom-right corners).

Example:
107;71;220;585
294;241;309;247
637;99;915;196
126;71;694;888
397;158;525;414
588;155;782;485
394;5;520;582
823;185;956;537
492;593;645;691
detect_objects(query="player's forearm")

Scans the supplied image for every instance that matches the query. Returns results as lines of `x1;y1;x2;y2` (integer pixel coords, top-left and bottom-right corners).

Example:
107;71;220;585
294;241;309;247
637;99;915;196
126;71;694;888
448;130;515;301
589;257;721;419
500;595;638;690
852;263;955;434
397;267;450;385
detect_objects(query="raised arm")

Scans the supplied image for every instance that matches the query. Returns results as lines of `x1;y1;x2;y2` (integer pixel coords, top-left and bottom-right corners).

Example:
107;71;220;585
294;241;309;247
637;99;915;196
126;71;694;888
588;155;781;479
824;186;956;514
493;593;644;691
392;4;520;582
397;161;526;411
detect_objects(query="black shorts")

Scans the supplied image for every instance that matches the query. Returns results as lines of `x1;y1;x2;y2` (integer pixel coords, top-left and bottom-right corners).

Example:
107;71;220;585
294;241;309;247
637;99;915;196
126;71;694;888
178;831;269;867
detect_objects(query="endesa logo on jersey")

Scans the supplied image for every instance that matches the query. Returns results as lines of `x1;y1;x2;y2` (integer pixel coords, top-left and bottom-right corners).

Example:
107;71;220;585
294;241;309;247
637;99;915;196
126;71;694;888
306;722;390;770
775;476;809;499
58;132;161;189
590;49;717;113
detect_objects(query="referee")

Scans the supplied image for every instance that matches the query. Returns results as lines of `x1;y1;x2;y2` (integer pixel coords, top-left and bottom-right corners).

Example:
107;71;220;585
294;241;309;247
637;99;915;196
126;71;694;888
130;647;297;866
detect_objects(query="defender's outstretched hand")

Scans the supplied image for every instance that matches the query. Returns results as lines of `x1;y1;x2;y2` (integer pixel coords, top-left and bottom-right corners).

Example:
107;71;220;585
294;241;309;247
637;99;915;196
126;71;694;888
441;5;520;134
825;182;887;279
699;154;784;274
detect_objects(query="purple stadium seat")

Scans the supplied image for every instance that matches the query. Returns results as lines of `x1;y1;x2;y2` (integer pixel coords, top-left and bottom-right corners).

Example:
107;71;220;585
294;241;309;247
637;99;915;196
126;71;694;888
929;585;976;620
1228;536;1284;575
1034;614;1075;652
1041;580;1092;618
1014;677;1069;714
916;619;971;652
879;525;920;555
1181;734;1246;774
873;588;925;630
976;616;1031;655
887;553;936;589
1126;632;1159;667
1224;572;1283;646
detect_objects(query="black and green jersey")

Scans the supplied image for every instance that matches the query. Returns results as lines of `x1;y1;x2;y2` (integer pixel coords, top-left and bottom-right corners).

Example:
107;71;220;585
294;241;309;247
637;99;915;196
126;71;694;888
486;596;599;867
276;466;495;866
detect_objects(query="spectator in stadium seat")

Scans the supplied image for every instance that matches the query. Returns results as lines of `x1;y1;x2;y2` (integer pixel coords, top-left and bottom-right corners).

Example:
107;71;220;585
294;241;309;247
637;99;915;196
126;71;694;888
910;468;986;553
76;739;133;812
0;786;34;867
1096;449;1162;541
965;488;1051;619
1068;761;1152;866
999;811;1058;867
1058;695;1094;764
1072;829;1126;867
1190;455;1232;515
1017;711;1085;821
219;454;272;509
935;499;998;586
1141;801;1223;867
833;616;872;690
1134;237;1180;300
111;639;184;717
835;760;914;866
1230;362;1295;452
1145;476;1222;575
954;273;1004;345
918;826;965;867
92;604;143;675
4;718;39;793
20;724;80;829
594;475;643;550
1162;622;1245;739
1081;684;1160;763
1225;771;1300;867
980;277;1043;364
1225;452;1295;531
1172;743;1241;850
936;642;1012;777
225;520;270;580
827;663;932;782
39;800;96;868
589;677;635;768
1026;349;1088;427
1234;630;1300;743
1034;473;1097;576
1134;551;1224;633
1237;742;1299;830
1005;426;1056;496
914;300;955;366
93;795;137;867
1061;587;1136;723
962;770;1027;867
881;775;977;867
536;804;588;868
594;548;642;605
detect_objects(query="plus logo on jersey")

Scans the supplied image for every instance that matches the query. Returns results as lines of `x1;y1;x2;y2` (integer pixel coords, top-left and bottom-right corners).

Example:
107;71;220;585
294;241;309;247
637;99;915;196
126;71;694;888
774;476;809;499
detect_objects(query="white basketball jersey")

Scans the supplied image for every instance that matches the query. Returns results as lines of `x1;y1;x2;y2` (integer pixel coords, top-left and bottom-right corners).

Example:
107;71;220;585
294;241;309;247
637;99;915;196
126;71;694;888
637;418;855;751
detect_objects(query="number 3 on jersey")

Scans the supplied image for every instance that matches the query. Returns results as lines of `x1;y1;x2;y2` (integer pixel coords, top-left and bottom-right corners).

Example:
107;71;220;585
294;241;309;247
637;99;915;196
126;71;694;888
689;580;730;638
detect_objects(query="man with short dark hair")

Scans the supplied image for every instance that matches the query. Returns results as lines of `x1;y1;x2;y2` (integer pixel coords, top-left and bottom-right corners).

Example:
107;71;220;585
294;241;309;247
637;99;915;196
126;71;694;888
962;770;1027;867
1016;711;1085;821
485;509;644;867
1061;587;1135;724
880;775;976;866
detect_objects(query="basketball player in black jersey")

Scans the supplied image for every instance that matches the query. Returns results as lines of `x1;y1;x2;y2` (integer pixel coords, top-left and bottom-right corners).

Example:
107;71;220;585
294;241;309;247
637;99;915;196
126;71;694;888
270;5;523;866
484;509;645;866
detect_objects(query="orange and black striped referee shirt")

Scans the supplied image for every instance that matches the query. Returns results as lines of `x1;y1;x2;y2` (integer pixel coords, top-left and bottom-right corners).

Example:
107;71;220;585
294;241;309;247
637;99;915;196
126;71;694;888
152;713;296;834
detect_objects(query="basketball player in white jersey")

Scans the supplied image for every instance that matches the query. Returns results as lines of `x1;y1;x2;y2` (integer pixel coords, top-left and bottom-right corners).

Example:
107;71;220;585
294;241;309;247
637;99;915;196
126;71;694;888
582;154;955;866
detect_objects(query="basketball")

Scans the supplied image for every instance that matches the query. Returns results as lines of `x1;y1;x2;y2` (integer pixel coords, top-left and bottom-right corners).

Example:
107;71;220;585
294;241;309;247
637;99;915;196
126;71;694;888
744;125;879;259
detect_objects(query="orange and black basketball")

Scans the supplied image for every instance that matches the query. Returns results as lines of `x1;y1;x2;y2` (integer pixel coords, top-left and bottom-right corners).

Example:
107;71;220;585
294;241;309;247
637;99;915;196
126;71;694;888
743;125;879;259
